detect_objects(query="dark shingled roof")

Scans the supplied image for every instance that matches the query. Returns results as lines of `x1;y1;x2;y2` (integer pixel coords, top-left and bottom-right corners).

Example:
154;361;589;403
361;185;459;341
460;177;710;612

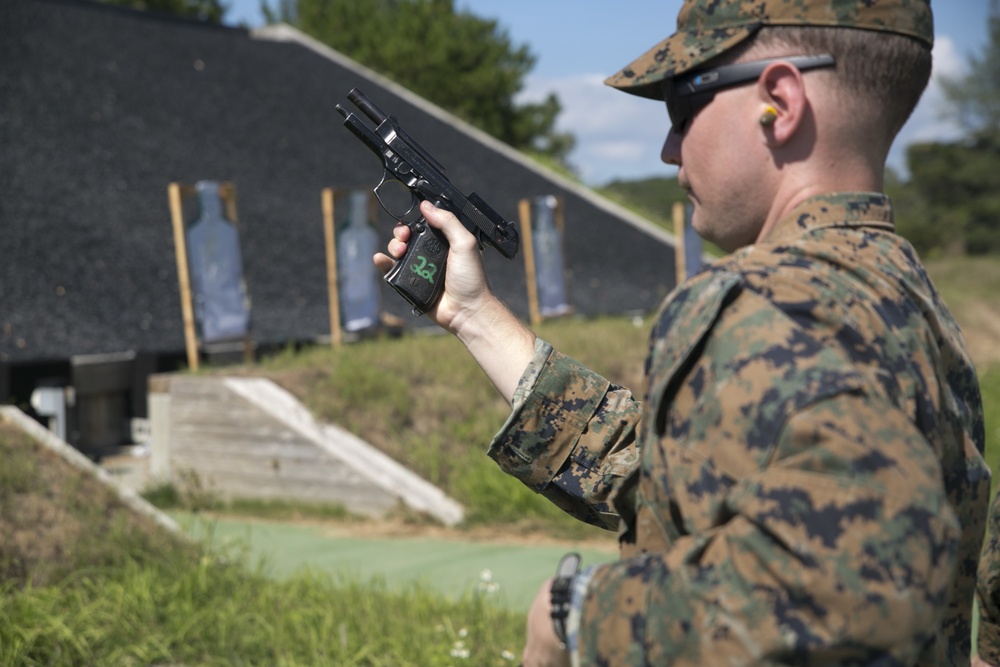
0;0;678;372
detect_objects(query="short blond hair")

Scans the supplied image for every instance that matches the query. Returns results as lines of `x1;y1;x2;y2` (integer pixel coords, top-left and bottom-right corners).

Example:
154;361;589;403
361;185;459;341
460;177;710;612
727;26;932;141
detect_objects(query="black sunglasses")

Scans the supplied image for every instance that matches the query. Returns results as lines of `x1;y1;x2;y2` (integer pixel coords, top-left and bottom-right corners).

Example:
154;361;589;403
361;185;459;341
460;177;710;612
663;54;836;133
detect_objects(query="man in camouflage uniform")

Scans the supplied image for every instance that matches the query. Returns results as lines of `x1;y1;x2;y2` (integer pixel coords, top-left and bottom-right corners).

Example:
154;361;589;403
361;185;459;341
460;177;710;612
375;0;989;665
977;496;1000;666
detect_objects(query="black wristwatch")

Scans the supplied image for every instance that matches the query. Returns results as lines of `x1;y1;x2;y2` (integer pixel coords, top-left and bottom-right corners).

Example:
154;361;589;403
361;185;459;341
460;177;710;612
550;552;581;646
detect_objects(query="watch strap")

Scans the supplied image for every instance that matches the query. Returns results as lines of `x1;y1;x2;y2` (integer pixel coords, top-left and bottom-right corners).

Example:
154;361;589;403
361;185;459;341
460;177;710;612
550;552;581;645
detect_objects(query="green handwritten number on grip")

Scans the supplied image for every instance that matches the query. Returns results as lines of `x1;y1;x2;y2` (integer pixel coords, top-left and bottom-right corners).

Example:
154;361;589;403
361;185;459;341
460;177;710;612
410;255;437;283
383;221;448;314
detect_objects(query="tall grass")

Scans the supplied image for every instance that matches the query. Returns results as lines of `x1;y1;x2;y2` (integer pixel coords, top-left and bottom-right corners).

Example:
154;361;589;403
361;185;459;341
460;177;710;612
0;552;525;666
979;365;1000;492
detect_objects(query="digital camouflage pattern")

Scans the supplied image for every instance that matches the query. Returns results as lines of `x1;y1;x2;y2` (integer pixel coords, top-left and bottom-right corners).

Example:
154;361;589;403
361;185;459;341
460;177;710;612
977;494;1000;663
489;193;989;665
604;0;934;99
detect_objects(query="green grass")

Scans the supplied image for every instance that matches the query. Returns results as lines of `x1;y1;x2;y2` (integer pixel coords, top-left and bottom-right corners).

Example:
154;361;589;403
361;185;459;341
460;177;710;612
0;553;525;666
0;417;526;667
142;478;365;523
979;365;1000;490
924;255;1000;486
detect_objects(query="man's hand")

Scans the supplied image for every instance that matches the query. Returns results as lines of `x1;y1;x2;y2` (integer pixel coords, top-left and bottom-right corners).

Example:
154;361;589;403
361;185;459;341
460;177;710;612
374;200;536;403
973;655;996;667
521;577;571;667
373;200;494;335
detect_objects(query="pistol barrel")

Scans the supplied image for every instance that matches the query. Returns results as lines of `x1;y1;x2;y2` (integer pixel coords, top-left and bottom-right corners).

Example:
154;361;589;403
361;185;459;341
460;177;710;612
347;88;388;124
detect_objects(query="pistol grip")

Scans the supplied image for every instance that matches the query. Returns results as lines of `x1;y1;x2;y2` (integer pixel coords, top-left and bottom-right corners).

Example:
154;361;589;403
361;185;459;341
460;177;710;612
384;219;448;314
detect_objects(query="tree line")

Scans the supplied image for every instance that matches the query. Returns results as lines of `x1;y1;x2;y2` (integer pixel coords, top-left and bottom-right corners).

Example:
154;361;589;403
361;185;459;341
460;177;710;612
886;0;1000;256
99;0;999;257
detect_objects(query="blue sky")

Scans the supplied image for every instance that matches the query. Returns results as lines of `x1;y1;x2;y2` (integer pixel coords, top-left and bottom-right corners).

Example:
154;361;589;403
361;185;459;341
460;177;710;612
226;0;993;185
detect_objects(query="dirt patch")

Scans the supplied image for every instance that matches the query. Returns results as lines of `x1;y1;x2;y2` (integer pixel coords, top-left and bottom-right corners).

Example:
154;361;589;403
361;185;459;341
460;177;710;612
200;511;619;553
958;300;1000;370
317;518;619;552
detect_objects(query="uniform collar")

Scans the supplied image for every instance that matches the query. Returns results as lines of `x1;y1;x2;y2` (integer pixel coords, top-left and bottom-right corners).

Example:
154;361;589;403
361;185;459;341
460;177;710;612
760;192;896;246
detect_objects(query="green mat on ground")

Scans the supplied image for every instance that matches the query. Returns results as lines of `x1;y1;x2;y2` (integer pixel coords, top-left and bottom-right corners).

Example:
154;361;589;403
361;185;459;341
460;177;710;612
173;513;617;612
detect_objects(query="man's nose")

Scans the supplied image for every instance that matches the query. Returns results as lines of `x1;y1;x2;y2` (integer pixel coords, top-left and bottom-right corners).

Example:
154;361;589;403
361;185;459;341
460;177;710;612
661;127;682;166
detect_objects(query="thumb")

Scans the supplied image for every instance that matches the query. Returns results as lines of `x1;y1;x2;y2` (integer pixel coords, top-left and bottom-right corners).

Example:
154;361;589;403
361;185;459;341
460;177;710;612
420;201;479;251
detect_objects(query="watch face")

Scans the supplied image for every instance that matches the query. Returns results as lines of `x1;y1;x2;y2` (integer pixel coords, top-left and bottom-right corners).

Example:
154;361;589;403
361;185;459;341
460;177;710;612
555;552;581;580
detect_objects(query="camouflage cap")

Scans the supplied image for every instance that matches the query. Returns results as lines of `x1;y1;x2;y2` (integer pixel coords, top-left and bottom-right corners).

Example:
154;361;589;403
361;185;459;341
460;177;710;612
605;0;934;99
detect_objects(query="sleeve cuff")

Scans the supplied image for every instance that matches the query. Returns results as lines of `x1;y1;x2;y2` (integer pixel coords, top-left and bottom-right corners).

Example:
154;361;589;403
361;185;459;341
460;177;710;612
486;338;615;492
506;337;553;415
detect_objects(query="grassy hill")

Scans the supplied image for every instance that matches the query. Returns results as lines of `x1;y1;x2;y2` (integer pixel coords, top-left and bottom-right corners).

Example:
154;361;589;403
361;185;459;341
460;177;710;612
0;416;191;588
598;176;688;229
211;314;651;539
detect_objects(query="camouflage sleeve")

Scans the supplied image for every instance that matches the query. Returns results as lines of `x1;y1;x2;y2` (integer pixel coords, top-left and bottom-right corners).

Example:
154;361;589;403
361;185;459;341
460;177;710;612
507;336;554;414
575;390;962;665
978;491;1000;664
487;341;643;531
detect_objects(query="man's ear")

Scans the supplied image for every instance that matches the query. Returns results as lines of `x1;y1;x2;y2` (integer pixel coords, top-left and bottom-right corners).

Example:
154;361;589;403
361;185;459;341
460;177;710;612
756;61;808;145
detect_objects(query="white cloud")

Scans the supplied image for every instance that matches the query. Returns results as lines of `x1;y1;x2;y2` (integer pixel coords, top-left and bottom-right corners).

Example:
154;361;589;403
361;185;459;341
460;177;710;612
590;141;648;162
886;35;968;174
527;37;973;184
519;73;674;184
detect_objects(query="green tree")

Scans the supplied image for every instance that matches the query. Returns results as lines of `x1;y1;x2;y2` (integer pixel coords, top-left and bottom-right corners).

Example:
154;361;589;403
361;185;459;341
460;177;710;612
904;137;1000;255
897;0;1000;256
263;0;575;167
939;0;1000;137
884;167;944;255
97;0;228;23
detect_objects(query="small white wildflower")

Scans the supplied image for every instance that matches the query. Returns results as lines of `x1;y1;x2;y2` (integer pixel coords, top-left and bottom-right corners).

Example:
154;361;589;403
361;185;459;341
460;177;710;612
450;640;470;658
458;627;468;638
501;649;516;661
478;569;500;593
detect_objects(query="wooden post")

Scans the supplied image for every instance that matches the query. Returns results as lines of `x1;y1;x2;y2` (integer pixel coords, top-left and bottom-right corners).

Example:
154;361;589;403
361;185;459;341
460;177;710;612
322;188;342;347
167;182;199;371
168;180;249;367
672;201;686;288
219;182;238;225
518;197;541;326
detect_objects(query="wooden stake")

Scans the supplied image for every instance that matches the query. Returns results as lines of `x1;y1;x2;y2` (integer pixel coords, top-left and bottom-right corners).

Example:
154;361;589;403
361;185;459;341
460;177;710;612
168;182;199;371
518;197;540;327
322;188;342;347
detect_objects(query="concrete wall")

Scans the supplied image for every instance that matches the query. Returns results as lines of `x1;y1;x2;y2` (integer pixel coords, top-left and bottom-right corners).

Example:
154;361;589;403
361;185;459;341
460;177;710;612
148;374;463;526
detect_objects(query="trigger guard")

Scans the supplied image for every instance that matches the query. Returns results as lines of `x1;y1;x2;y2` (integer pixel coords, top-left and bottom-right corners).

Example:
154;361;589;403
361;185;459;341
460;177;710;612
374;176;420;223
